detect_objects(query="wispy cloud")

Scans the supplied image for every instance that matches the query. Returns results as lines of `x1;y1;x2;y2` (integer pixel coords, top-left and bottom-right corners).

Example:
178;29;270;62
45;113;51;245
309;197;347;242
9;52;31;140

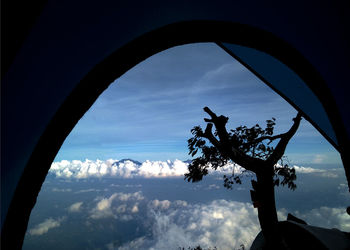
312;154;327;164
293;165;326;174
74;188;100;194
28;217;65;236
52;188;72;192
293;165;339;178
68;202;83;212
207;184;220;190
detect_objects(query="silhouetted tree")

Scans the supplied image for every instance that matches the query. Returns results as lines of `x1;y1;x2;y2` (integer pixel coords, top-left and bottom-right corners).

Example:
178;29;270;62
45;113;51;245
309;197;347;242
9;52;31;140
185;107;302;249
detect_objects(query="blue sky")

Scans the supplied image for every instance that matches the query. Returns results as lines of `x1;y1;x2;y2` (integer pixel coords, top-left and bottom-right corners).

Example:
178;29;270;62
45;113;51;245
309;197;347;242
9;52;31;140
54;43;341;165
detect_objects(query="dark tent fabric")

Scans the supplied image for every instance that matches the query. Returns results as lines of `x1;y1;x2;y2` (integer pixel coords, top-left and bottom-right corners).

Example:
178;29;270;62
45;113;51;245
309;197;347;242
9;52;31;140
251;221;350;249
1;1;349;249
219;42;338;149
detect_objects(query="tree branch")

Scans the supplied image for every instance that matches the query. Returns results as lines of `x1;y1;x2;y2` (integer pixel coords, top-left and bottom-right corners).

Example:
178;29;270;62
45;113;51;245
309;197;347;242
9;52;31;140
267;112;302;165
203;123;221;149
203;107;230;144
202;107;264;173
251;134;284;145
203;106;218;119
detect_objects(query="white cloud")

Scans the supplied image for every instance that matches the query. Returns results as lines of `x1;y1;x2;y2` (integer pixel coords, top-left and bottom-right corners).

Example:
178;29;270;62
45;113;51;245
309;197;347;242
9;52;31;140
28;217;65;236
294;206;350;231
150;200;171;210
337;183;350;199
293;165;325;174
293;165;339;178
75;188;100;194
173;200;188;207
90;193;118;219
117;191;144;202
338;183;347;190
312;154;326;164
190;62;248;94
68;202;83;212
119;200;350;250
125;184;142;188
120;200;260;250
319;172;339;178
208;184;220;190
50;159;342;182
89;191;145;219
117;237;147;250
277;208;288;222
131;204;139;213
52;188;72;192
49;159;243;179
120;214;133;221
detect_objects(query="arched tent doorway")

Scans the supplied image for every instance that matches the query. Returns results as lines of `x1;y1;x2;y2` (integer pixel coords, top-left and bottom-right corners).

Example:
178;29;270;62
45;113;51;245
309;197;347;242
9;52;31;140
2;20;349;249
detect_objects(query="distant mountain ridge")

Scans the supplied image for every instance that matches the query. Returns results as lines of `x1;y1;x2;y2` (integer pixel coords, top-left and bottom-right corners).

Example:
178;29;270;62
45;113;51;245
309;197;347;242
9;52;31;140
113;159;142;166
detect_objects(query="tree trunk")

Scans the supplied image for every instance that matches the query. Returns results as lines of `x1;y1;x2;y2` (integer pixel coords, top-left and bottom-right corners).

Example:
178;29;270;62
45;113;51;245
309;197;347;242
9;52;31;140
255;173;285;249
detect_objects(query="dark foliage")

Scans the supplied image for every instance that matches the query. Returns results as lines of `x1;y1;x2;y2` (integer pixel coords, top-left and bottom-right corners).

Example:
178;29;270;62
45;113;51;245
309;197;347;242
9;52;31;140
185;111;297;191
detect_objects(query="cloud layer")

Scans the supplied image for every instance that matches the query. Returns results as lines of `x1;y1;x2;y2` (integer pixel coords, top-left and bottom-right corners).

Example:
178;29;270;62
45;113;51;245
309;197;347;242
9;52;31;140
118;201;350;250
120;200;260;250
86;192;261;249
49;159;242;179
26;187;349;250
50;159;340;181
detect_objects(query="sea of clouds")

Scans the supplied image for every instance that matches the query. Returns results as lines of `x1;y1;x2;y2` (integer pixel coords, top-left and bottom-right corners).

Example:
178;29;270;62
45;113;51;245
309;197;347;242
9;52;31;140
28;189;350;249
117;199;261;250
28;194;261;249
32;159;347;249
49;159;335;179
